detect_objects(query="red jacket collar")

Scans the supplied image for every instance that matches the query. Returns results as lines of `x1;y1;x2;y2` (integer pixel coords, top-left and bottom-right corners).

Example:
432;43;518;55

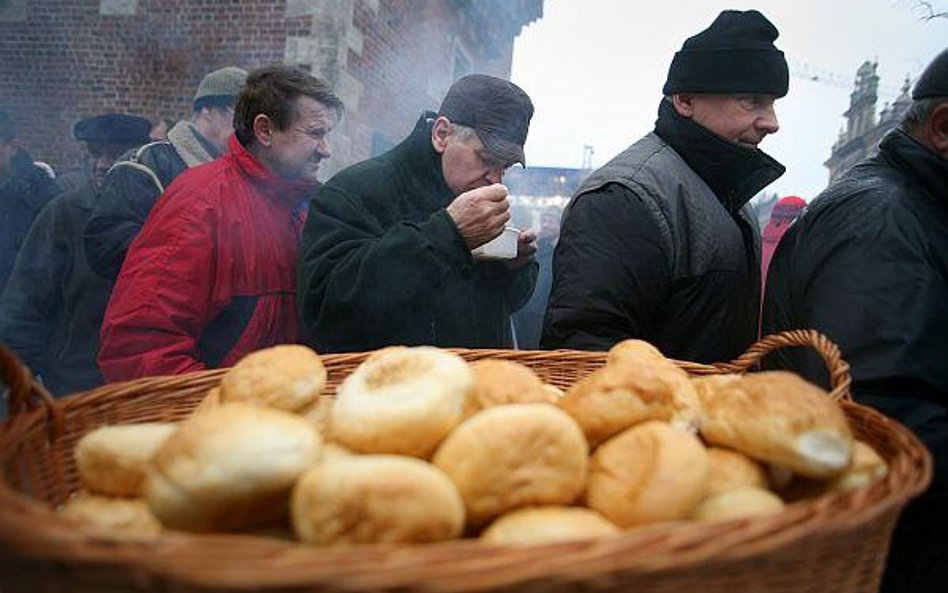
226;135;320;207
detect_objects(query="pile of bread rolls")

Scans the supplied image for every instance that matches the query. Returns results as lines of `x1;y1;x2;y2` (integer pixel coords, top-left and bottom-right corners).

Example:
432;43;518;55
59;341;887;547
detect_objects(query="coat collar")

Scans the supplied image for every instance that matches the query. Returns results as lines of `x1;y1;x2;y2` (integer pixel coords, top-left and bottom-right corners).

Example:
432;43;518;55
879;128;948;203
167;121;220;167
227;135;320;208
389;112;454;208
654;99;785;214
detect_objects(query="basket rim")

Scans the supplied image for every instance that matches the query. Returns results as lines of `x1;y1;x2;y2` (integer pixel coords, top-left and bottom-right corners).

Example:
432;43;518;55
0;333;933;590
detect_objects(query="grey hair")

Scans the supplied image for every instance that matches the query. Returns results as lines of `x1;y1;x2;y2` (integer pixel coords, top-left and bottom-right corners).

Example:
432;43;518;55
450;122;479;143
901;97;942;134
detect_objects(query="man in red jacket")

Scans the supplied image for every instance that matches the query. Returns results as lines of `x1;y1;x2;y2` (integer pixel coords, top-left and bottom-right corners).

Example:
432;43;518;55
98;66;343;381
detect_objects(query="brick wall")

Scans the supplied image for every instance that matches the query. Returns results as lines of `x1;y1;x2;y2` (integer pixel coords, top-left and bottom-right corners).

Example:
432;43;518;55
0;0;541;175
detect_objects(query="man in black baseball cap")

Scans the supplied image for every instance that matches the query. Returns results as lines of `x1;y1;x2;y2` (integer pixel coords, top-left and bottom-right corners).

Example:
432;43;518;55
763;47;948;593
544;10;787;364
298;74;538;352
0;110;147;397
73;113;151;189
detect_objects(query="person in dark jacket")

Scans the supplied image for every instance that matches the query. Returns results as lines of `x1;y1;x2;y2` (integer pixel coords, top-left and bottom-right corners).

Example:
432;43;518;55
297;74;538;352
84;66;247;281
542;10;787;363
0;113;151;395
0;108;61;293
763;49;948;593
98;67;343;381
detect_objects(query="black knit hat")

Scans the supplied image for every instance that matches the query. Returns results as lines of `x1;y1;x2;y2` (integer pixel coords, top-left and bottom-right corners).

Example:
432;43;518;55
663;10;789;98
439;74;534;165
912;48;948;100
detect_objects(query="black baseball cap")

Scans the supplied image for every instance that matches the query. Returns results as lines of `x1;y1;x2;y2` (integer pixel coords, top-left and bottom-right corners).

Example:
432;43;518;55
913;48;948;100
438;74;534;166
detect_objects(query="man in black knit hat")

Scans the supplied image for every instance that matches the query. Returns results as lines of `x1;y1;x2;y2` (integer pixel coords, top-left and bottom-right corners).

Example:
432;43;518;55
543;10;787;363
764;48;948;593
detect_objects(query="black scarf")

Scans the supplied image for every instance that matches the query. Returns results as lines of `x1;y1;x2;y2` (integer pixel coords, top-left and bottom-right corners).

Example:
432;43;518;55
654;98;785;213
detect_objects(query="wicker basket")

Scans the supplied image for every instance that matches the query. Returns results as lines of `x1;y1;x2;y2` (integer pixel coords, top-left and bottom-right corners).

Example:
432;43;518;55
0;331;931;593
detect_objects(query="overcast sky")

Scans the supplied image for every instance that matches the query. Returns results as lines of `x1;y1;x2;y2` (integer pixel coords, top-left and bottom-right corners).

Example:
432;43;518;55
510;0;946;200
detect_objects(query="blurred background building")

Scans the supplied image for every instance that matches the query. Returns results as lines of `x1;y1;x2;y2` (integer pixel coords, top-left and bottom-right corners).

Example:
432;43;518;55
0;0;543;176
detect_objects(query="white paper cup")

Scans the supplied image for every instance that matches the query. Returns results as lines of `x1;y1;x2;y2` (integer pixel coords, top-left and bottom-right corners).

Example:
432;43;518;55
472;227;520;260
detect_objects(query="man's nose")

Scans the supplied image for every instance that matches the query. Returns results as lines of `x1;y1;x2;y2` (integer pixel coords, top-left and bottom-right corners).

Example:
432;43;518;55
316;137;331;159
757;105;779;135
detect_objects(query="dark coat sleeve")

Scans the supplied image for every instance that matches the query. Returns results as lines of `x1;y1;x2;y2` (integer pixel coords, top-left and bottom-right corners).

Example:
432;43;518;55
84;161;164;280
541;183;671;351
297;184;524;351
0;199;65;374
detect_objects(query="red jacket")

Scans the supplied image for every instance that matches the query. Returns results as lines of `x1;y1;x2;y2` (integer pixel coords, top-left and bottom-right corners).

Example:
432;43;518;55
99;136;315;381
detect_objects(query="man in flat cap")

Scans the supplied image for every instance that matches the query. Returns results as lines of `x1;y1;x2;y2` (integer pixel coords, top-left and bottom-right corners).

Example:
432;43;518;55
0;113;150;395
297;74;538;351
98;67;343;381
763;48;948;593
543;10;787;362
85;66;248;281
0;107;60;294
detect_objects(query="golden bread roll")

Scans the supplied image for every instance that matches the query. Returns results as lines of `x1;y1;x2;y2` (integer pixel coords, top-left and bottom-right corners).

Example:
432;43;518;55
298;394;335;438
433;403;588;528
468;359;554;409
706;447;768;496
691;487;785;522
543;384;565;400
146;403;323;532
586;421;709;527
59;492;162;537
558;354;700;448
219;344;326;412
75;422;177;497
332;346;473;458
606;339;666;365
782;440;889;501
190;387;221;417
830;440;888;491
291;454;464;545
481;506;619;545
693;372;853;478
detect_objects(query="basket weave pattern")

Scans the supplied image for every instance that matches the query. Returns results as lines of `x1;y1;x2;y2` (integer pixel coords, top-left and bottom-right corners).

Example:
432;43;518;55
0;331;932;593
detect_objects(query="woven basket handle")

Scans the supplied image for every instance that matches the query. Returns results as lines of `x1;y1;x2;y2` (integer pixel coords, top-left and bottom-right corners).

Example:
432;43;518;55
714;330;852;402
0;344;64;436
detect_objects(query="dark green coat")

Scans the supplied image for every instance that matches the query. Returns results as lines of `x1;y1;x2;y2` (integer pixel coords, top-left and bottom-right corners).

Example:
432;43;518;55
297;112;537;352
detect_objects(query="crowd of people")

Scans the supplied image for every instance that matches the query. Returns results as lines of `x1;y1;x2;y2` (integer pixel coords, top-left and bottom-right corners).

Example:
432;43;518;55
0;9;944;592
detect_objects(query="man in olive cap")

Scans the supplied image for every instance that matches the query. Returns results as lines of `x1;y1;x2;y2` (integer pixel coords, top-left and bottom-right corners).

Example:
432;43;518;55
0;113;150;395
763;48;948;593
297;74;538;351
543;10;787;363
85;66;247;281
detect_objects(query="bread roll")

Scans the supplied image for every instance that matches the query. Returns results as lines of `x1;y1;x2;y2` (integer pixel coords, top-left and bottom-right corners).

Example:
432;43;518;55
694;372;853;478
831;440;887;491
291;455;464;545
219;344;326;412
481;506;619;545
706;447;768;496
298;394;335;438
433;403;588;527
75;423;177;497
146;403;323;532
468;359;554;409
606;339;666;365
691;487;785;522
59;492;162;537
558;354;700;448
190;387;221;417
332;346;473;458
586;421;709;527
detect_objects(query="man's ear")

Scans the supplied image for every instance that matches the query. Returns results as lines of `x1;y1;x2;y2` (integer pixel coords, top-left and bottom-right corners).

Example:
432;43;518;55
671;93;696;118
252;114;274;147
927;102;948;157
431;116;452;154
